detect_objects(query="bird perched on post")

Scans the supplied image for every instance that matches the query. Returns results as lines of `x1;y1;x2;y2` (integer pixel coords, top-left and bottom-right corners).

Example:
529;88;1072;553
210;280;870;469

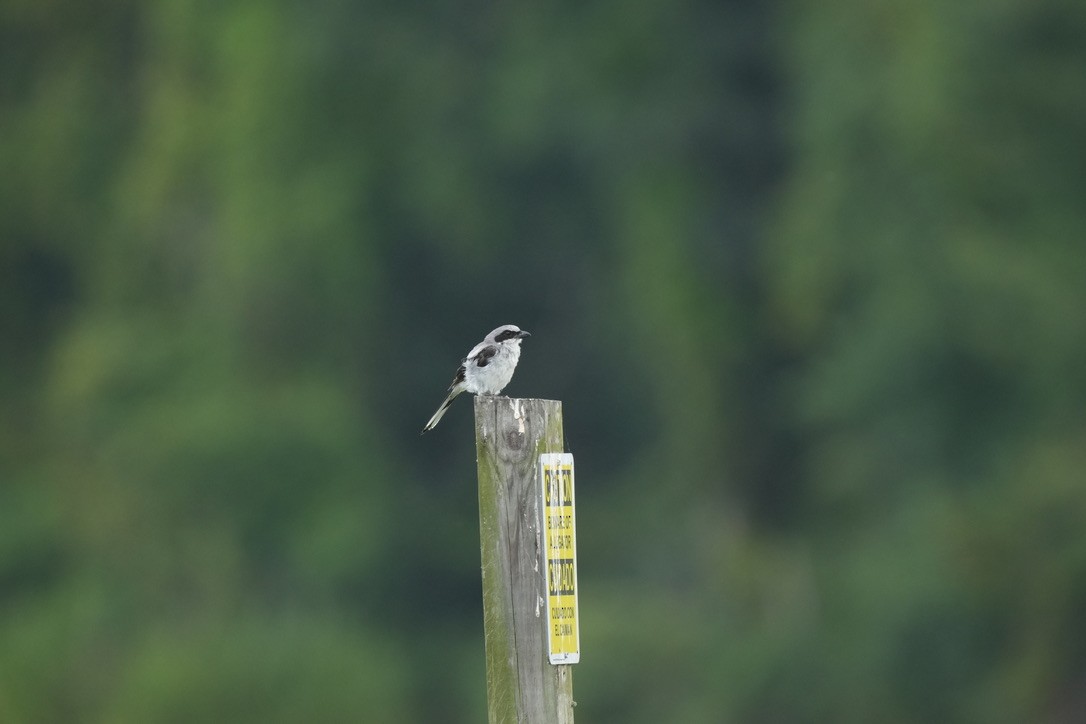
422;324;531;433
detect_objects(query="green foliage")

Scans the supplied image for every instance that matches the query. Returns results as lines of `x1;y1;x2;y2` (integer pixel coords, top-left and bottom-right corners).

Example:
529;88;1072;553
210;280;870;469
2;0;1085;721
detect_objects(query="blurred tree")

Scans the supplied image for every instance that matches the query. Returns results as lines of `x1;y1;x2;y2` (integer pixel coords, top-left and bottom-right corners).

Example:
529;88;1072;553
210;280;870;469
1;0;1084;721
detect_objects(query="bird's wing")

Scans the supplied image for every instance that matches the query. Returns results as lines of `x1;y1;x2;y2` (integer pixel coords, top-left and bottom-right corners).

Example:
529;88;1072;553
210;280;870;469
444;339;496;391
464;339;491;361
447;363;466;391
469;344;499;368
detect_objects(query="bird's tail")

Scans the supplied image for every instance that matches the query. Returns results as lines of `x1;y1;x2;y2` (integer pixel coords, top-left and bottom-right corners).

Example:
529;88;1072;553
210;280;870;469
422;388;463;433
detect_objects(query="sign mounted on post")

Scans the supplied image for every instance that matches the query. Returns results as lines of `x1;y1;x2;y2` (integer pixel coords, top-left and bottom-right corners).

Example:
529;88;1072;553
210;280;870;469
539;452;580;665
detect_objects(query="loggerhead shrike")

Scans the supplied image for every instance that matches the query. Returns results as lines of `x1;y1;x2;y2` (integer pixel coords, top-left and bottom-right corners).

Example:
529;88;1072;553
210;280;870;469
422;324;531;433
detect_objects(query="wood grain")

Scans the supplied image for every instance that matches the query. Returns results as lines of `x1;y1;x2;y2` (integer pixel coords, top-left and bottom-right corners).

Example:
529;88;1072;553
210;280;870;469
475;396;574;723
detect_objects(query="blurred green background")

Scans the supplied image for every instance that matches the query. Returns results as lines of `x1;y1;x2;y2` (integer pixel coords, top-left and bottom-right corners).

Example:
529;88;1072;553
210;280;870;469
3;0;1086;721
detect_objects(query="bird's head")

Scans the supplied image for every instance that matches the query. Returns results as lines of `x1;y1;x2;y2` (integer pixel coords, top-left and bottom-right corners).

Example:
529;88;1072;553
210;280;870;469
489;324;530;344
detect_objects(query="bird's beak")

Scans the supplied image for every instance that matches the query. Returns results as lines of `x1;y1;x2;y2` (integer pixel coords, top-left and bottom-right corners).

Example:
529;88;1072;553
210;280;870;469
518;330;531;338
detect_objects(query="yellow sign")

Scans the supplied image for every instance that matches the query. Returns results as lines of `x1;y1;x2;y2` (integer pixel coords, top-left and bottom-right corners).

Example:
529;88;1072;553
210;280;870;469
540;453;579;665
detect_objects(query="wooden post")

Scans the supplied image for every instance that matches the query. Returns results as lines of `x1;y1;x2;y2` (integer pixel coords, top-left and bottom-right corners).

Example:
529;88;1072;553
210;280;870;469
475;396;575;724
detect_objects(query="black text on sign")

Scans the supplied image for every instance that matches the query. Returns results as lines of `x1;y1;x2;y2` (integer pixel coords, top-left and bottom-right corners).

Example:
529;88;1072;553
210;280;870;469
539;452;579;665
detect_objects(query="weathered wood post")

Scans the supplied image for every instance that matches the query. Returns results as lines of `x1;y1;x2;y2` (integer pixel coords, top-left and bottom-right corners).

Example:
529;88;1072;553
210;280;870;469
474;396;575;723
